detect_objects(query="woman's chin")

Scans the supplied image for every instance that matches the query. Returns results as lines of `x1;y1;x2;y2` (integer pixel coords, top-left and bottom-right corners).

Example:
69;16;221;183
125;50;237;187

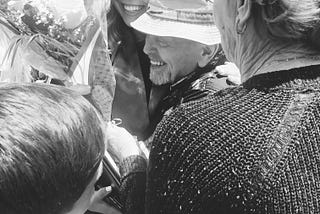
123;15;142;27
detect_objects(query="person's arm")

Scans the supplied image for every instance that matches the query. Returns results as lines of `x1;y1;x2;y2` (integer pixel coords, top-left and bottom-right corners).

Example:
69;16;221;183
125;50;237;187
119;155;147;214
106;124;147;214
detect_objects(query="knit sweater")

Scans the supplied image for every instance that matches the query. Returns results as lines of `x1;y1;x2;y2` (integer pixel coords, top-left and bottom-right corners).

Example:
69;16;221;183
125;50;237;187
120;65;320;214
146;47;229;139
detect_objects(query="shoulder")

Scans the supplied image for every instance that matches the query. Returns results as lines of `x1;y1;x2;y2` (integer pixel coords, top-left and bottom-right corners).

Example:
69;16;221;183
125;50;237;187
149;84;289;187
150;86;246;160
147;87;268;211
147;76;320;211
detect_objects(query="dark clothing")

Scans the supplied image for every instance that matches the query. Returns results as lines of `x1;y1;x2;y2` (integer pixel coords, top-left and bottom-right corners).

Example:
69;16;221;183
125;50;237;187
119;48;232;213
136;40;152;103
146;47;229;136
111;28;152;140
120;64;320;213
111;28;169;140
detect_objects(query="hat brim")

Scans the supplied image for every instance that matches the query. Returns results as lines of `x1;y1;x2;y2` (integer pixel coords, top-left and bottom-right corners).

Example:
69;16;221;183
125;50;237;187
131;13;221;46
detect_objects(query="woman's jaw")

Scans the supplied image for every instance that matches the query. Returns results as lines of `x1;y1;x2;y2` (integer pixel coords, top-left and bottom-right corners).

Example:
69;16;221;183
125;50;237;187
113;0;148;26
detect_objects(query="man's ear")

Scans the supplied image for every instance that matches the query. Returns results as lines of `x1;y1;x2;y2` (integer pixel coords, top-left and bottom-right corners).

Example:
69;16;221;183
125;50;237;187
198;45;219;68
236;0;252;33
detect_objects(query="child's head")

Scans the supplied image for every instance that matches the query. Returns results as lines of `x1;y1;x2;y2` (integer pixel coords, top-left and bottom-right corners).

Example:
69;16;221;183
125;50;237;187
0;83;106;214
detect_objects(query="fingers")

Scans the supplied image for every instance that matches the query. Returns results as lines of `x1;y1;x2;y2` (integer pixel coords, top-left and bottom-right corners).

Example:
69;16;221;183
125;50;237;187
214;62;240;77
214;62;241;85
106;124;141;162
95;186;112;200
89;186;123;214
106;124;137;143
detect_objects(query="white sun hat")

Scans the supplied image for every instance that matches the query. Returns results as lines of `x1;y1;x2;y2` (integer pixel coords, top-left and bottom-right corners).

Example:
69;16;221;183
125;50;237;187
131;0;221;45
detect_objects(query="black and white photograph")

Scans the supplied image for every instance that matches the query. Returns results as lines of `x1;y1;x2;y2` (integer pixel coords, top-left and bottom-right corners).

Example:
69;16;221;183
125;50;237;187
0;0;320;213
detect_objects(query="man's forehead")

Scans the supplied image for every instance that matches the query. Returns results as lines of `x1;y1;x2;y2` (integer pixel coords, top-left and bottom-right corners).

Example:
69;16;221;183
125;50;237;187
156;35;200;46
153;0;208;10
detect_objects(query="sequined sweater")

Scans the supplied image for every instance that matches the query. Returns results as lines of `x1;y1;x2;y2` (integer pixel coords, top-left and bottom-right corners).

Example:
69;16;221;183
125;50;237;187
120;65;320;214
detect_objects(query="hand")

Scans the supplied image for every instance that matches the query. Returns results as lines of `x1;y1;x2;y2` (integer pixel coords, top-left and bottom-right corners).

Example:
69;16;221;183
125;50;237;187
215;62;241;85
106;124;141;163
89;186;122;214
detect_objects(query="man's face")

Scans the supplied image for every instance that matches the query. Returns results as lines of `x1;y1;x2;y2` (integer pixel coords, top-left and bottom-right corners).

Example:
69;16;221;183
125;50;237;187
144;35;203;85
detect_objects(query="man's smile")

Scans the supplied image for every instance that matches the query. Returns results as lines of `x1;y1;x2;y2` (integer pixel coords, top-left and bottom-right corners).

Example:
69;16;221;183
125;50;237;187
150;60;165;67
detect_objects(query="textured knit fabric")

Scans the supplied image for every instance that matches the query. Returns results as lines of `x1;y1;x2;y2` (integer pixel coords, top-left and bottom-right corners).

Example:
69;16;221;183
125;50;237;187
120;65;320;214
120;155;147;214
147;47;229;136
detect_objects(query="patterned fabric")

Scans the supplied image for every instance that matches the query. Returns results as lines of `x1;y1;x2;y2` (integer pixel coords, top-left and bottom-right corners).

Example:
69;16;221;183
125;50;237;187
120;65;320;214
86;31;115;122
120;155;147;214
147;0;215;25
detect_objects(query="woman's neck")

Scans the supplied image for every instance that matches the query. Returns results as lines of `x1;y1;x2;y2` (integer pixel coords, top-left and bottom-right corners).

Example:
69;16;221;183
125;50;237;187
236;21;320;82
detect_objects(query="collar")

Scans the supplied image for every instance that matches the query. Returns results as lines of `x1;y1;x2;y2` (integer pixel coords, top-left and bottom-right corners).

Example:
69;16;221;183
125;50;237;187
243;64;320;91
170;47;225;92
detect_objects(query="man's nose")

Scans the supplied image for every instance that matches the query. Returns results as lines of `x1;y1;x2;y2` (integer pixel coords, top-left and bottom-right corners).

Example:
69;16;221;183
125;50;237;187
143;35;155;56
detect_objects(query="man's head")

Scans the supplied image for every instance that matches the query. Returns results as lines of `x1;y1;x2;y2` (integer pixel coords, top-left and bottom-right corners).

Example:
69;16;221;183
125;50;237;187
0;83;105;214
144;35;219;85
131;0;221;85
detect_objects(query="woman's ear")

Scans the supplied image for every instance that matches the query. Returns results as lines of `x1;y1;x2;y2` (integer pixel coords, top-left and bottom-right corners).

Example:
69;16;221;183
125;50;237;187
198;45;219;68
236;0;252;34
